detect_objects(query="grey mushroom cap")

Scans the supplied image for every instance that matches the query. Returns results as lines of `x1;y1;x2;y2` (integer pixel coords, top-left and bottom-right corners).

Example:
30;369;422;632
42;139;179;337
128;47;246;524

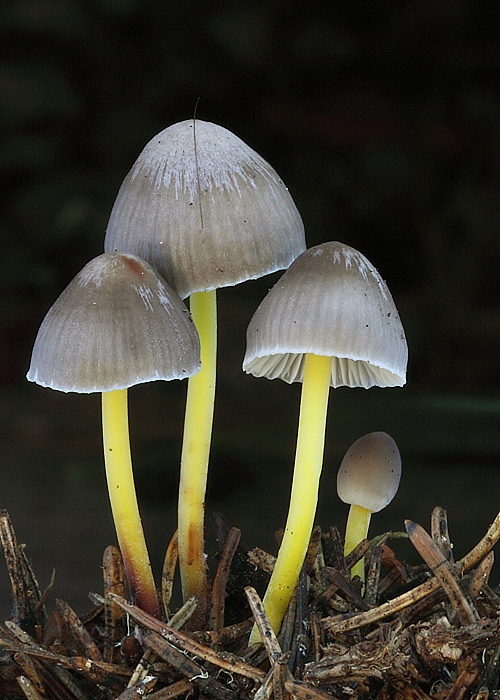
104;120;306;299
243;242;408;389
27;253;201;393
336;431;402;513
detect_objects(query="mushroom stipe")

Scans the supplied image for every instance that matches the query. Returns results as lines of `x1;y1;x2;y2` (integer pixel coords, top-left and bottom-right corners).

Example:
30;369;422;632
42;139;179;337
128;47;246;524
178;289;217;612
102;389;160;617
249;353;332;642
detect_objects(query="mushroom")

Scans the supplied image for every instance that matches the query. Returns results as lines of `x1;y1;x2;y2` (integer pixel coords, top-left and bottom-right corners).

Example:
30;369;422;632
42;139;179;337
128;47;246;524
104;119;305;609
243;241;407;637
337;431;402;582
27;252;201;617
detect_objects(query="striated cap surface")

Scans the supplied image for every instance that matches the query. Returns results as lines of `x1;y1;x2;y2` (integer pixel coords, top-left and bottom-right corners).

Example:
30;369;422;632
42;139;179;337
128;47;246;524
105;120;305;299
243;241;408;388
27;253;201;393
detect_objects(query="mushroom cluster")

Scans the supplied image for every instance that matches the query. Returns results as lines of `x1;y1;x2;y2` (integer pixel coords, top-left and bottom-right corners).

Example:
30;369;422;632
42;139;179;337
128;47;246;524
26;119;408;638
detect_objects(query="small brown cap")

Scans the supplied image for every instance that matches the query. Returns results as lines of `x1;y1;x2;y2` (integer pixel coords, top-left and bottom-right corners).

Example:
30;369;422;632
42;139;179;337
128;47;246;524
27;253;201;393
243;242;408;388
105;120;305;298
337;431;402;512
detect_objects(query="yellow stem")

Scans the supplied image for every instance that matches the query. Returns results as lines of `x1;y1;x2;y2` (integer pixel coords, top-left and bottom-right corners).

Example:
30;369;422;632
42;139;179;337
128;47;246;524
344;503;372;583
178;289;217;604
250;353;332;643
101;389;159;617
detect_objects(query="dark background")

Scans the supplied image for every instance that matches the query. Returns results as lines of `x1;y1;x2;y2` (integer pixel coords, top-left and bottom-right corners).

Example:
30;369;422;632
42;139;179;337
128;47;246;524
1;1;499;620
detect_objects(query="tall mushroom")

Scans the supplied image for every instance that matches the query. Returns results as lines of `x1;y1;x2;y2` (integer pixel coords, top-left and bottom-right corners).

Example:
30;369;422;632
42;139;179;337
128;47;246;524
337;431;402;582
243;241;408;638
104;119;305;610
27;253;201;617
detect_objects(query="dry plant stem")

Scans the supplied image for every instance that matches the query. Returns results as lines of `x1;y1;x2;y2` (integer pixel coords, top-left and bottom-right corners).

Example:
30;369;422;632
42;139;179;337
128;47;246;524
285;679;338;700
251;353;332;641
0;635;133;685
146;678;193;699
128;597;198;690
144;631;241;700
107;592;266;683
56;598;102;661
253;669;274;700
193;618;253;647
14;653;45;696
17;675;44;700
364;546;383;607
446;659;480;700
103;545;127;663
102;389;159;617
323;510;500;634
50;665;96;700
245;586;282;663
344;503;372;582
117;676;158;699
405;520;478;625
468;550;494;599
430;506;454;564
162;529;178;618
0;510;46;631
178;289;216;609
168;595;198;629
323;567;370;611
211;527;241;640
244;587;294;700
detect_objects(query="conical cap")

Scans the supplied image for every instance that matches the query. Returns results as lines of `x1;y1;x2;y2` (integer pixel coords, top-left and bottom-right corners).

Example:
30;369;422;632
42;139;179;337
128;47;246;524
27;253;201;393
105;120;305;298
243;242;408;388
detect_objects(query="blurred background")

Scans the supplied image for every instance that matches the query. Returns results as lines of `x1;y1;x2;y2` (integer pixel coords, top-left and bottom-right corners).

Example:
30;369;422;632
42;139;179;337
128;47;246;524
1;0;499;620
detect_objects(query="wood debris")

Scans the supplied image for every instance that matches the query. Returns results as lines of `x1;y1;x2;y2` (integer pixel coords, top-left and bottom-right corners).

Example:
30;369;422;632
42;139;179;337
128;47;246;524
0;507;499;699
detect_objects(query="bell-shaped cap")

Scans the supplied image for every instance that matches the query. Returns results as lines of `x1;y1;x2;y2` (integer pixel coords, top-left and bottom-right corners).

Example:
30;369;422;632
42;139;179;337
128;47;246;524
243;241;408;388
27;253;201;393
337;431;402;513
104;120;306;299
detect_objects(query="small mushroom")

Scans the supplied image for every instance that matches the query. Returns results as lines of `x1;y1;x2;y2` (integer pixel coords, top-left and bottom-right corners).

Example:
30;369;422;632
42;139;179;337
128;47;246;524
243;241;407;637
105;119;306;609
27;253;201;616
337;431;402;582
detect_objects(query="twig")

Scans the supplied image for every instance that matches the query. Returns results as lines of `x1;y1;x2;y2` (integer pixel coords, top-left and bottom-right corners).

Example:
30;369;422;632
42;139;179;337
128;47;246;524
211;527;241;644
56;598;103;661
0;510;46;632
405;520;477;625
107;592;265;682
285;678;340;699
144;631;241;700
322;567;370;611
444;658;480;700
0;637;132;685
162;530;178;619
127;595;198;690
244;587;293;700
103;545;127;663
468;551;494;599
430;506;454;564
244;586;282;664
364;545;383;607
17;675;45;700
146;678;193;698
323;511;500;634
